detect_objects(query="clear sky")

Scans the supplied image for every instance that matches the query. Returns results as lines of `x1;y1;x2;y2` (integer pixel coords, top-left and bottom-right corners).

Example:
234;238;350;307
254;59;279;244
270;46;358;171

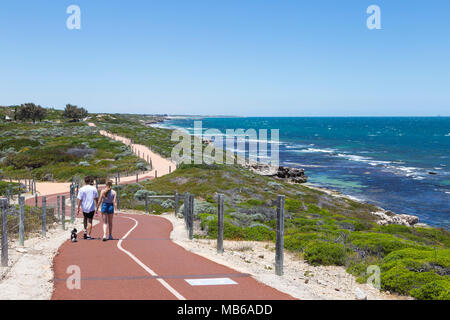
0;0;449;116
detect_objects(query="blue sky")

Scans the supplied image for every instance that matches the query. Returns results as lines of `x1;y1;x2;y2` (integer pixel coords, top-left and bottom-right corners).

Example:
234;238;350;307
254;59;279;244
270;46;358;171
0;0;449;116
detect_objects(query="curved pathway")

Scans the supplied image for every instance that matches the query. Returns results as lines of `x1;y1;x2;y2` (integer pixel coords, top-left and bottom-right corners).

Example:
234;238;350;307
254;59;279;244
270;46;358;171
51;209;295;300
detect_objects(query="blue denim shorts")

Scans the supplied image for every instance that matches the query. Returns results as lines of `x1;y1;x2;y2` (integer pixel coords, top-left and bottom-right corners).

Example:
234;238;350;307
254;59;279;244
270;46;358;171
101;202;114;214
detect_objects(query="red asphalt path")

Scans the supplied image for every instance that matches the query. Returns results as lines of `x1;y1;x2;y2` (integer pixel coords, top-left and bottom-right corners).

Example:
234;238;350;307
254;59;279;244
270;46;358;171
27;179;295;300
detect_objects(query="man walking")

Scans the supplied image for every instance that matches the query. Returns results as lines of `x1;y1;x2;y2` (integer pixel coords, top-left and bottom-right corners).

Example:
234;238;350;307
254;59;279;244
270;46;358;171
77;176;98;239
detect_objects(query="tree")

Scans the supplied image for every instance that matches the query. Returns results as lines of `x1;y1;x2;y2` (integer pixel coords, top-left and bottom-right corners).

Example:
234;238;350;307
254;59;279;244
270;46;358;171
63;104;88;122
17;103;47;123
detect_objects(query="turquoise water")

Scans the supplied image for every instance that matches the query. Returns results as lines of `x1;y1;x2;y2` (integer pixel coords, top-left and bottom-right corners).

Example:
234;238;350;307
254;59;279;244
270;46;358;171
160;117;450;229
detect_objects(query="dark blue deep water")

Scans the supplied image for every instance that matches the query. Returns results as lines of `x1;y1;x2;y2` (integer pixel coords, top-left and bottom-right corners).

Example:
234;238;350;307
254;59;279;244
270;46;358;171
159;117;450;229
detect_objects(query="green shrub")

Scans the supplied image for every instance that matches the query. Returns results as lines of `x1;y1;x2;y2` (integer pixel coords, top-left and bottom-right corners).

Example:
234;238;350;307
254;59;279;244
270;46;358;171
303;241;348;266
349;232;424;256
243;224;275;241
410;280;450;300
284;232;319;252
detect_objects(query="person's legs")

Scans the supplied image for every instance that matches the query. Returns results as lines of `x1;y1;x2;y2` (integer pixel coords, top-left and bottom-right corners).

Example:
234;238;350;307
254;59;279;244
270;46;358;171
87;218;93;236
102;213;108;239
83;216;88;238
108;213;114;238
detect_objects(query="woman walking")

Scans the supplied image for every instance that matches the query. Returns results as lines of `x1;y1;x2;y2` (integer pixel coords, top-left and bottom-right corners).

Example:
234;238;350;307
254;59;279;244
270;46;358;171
96;181;117;241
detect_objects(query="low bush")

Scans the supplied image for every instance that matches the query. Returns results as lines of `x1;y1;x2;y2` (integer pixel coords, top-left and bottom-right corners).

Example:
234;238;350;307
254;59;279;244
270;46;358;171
303;241;348;266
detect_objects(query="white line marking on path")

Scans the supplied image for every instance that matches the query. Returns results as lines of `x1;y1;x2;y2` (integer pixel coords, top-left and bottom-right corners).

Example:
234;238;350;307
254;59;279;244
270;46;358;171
117;215;186;300
185;278;238;286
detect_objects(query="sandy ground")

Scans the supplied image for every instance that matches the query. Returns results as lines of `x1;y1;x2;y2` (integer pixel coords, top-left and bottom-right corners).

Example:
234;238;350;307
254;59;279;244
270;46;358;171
89;122;176;177
0;218;95;300
158;211;409;300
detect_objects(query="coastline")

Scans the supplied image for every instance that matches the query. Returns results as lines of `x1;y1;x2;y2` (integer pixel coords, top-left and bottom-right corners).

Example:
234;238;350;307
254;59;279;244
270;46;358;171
153;117;426;228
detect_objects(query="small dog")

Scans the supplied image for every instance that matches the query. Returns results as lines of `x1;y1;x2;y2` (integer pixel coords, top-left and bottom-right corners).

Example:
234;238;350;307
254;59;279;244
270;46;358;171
71;228;78;242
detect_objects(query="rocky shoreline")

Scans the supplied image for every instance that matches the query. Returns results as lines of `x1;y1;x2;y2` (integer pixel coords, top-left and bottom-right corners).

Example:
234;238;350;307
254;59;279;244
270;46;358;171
244;162;424;228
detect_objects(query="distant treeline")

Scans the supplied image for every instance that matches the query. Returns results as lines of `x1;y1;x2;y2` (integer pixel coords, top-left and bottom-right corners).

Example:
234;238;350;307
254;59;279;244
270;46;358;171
2;103;88;123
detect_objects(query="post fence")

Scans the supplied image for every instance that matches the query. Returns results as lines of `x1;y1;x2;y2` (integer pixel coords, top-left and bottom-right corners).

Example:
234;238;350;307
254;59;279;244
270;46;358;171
188;194;194;240
57;196;61;220
217;194;224;254
71;196;75;224
275;195;285;276
42;196;47;237
117;189;120;211
61;195;66;230
184;192;190;229
174;191;179;216
19;196;25;246
1;199;8;267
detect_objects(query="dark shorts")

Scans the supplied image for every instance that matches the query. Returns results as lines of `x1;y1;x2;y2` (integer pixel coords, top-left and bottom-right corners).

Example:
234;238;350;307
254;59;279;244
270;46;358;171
83;211;95;219
102;203;114;214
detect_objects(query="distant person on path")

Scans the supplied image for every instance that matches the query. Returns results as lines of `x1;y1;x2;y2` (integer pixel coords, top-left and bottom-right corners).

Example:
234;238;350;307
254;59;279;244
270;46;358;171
96;181;117;241
77;176;98;240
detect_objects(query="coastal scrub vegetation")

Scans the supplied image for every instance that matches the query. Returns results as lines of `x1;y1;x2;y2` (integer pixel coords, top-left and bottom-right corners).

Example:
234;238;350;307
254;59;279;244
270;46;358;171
114;163;450;300
0;106;148;182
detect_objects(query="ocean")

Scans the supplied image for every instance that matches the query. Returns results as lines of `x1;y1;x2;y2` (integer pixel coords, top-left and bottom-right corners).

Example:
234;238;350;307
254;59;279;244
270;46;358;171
157;117;450;229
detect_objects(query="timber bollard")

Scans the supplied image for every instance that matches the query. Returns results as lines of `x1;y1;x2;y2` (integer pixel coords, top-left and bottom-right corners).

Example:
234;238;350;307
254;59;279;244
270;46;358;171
155;170;158;178
19;196;25;246
57;196;61;220
42;196;47;237
1;199;8;266
145;194;149;213
169;166;172;174
174;191;179;216
217;194;224;254
61;195;66;230
136;173;139;183
117;189;120;211
71;196;75;223
275;195;285;276
35;193;38;207
188;194;194;240
184;192;190;229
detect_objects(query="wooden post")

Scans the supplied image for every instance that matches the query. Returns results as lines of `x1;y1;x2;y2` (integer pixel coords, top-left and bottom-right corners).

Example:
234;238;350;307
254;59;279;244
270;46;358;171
275;195;285;276
188;194;194;240
19;196;25;246
71;196;75;223
35;193;38;207
136;173;139;183
117;189;120;211
61;195;66;230
118;172;120;182
184;192;190;229
5;189;10;207
145;193;149;213
42;196;47;237
217;194;224;254
57;196;61;220
155;170;158;178
150;159;153;170
174;191;179;216
115;176;118;186
1;199;8;266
